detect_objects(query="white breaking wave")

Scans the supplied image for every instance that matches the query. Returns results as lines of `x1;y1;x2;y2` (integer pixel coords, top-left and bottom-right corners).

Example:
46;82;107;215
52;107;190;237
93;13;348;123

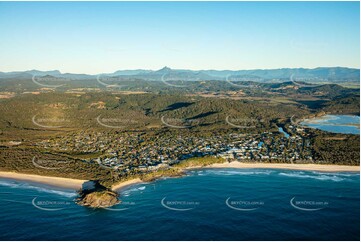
202;170;273;176
310;171;359;177
278;172;346;182
0;180;77;198
121;185;147;196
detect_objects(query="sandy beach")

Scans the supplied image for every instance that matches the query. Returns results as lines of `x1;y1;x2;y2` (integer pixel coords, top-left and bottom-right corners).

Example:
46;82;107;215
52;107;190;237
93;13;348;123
1;162;359;192
111;178;143;191
0;171;87;190
207;161;360;172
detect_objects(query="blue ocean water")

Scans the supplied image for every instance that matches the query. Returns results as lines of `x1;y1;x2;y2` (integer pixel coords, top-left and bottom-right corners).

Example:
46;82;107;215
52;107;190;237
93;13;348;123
0;168;359;241
301;115;360;135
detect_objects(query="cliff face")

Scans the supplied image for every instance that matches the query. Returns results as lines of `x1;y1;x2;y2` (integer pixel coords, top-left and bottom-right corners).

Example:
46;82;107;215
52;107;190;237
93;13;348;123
76;180;120;208
77;190;120;208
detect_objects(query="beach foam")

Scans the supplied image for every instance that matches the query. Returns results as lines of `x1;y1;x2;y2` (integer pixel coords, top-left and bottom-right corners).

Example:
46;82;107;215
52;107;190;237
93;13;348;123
278;171;347;182
0;180;77;198
201;169;273;176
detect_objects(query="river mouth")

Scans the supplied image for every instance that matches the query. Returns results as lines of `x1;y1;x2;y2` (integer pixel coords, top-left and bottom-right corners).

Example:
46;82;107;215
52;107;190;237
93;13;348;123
300;115;360;135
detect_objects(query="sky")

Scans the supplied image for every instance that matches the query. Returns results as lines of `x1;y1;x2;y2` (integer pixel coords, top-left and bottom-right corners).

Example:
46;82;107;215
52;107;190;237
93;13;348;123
0;1;359;74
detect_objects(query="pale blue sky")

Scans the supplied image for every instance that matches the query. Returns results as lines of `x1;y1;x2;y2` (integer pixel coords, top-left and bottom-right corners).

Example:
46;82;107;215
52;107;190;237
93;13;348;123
0;2;359;74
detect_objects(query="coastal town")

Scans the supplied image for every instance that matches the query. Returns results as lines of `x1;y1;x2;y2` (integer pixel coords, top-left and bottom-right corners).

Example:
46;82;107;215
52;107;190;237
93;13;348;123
36;124;314;175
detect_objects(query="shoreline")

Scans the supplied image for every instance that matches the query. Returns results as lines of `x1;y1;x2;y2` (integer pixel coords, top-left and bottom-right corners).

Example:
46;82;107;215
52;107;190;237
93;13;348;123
0;171;87;190
1;162;359;192
111;162;360;192
293;113;360;128
111;178;143;192
206;161;360;172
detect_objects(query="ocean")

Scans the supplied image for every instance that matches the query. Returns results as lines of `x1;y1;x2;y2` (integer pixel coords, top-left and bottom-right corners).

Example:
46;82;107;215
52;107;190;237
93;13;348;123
0;168;359;241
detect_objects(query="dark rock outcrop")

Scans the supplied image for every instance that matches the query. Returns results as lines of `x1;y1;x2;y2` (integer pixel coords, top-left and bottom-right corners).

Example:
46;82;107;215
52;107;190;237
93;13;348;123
76;180;120;208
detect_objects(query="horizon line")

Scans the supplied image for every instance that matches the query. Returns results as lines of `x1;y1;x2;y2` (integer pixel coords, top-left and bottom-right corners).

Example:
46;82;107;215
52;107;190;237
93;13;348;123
1;66;360;75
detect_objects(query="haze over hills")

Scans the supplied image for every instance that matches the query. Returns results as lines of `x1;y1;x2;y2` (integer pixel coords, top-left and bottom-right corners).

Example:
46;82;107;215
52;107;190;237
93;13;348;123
0;67;359;83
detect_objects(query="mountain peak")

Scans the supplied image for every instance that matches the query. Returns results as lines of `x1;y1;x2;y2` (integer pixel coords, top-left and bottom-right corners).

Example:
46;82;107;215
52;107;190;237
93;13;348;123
25;70;61;75
157;66;172;72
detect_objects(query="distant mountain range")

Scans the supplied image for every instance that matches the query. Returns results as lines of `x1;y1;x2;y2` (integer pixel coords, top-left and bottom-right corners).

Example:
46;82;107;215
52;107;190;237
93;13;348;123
0;67;359;82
